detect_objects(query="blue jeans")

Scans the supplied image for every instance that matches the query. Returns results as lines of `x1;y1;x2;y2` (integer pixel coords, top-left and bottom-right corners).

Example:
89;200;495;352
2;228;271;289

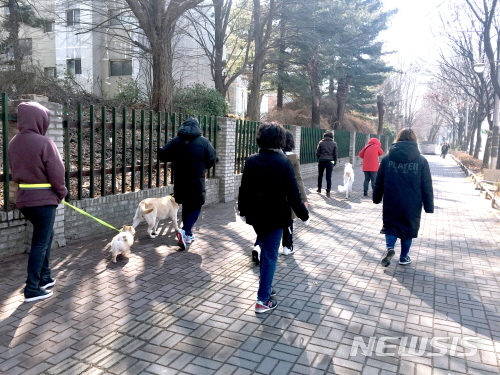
254;227;283;303
385;234;412;259
20;205;57;293
182;204;201;236
318;161;333;191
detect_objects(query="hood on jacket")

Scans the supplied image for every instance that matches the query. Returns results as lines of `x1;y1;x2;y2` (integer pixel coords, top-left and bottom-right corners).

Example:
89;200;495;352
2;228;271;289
368;137;381;146
17;102;51;135
389;141;420;163
177;117;202;140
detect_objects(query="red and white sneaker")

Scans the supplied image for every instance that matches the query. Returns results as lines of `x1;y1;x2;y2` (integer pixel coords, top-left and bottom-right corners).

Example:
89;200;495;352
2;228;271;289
255;299;278;313
176;229;187;250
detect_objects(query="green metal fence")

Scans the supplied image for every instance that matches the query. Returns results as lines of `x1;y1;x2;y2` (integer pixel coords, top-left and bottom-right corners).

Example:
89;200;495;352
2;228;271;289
335;130;351;158
62;104;218;201
299;127;325;164
355;132;368;154
234;119;260;174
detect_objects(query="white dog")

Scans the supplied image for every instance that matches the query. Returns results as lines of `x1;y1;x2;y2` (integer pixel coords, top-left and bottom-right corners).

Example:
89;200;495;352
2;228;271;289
132;195;180;238
110;225;135;263
338;163;354;198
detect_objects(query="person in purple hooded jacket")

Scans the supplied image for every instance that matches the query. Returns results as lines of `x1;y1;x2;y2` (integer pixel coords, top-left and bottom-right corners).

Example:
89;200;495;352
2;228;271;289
8;102;67;302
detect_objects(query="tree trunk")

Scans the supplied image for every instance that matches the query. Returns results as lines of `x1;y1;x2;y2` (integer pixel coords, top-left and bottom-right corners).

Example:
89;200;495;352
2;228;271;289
474;119;481;159
307;52;321;128
276;5;286;110
7;0;22;73
377;94;384;135
213;0;228;96
150;41;173;112
335;74;352;130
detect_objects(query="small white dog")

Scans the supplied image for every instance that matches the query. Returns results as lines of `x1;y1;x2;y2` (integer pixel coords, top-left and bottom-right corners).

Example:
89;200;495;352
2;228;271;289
338;163;354;198
132;195;180;238
110;225;135;263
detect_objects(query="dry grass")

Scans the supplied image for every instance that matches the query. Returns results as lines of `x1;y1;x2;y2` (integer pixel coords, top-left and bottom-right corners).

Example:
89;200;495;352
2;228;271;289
451;150;483;175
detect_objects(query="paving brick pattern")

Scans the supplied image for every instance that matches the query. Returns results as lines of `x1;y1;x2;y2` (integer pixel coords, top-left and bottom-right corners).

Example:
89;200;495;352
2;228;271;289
1;155;499;375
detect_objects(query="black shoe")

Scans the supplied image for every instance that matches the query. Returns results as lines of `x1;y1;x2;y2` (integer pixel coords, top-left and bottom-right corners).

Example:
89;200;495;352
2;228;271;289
326;190;331;198
380;227;385;234
317;188;321;193
399;256;412;265
25;288;53;303
270;288;277;297
364;192;368;196
40;278;56;289
380;248;395;267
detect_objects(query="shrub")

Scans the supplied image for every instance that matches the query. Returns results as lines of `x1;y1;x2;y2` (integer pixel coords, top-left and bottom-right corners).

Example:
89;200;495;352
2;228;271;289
173;84;229;116
451;150;483;173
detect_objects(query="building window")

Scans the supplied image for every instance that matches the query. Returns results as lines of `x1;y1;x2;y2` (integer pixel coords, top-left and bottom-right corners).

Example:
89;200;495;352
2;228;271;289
66;9;80;26
67;58;82;74
108;9;121;26
44;21;55;33
44;67;56;77
110;60;132;76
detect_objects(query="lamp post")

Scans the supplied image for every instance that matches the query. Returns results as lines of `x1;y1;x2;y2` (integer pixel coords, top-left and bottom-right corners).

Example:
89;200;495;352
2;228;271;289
474;62;499;169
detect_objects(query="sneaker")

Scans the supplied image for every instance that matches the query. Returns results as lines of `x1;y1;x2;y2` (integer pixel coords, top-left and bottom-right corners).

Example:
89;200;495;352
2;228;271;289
326;190;331;198
317;188;321;193
399;256;412;265
40;278;56;289
255;299;278;313
380;248;395;267
25;288;53;303
176;229;187;250
364;191;368;196
252;245;261;265
270;288;277;297
380;227;386;234
186;235;195;244
282;246;294;255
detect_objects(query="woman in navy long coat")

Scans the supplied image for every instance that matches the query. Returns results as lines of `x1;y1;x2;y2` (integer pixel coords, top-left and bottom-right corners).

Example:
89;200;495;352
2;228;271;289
373;128;434;267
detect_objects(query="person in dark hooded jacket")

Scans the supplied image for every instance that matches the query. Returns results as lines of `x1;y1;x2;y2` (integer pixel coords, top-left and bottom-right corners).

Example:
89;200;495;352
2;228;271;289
373;128;434;267
9;101;67;302
158;118;216;250
316;131;338;197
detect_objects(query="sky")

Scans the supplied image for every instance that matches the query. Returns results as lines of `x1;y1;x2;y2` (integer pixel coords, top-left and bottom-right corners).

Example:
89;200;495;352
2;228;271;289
379;0;446;67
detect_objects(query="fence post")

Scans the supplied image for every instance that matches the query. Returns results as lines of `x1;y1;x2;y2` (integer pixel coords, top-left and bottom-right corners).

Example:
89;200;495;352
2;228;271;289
215;117;237;202
289;125;302;160
350;131;356;164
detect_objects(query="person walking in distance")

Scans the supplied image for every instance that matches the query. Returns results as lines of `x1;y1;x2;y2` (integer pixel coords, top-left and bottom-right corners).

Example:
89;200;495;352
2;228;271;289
316;131;338;197
359;137;384;196
440;142;450;159
158;117;216;250
8;102;68;302
238;123;309;313
373;128;434;267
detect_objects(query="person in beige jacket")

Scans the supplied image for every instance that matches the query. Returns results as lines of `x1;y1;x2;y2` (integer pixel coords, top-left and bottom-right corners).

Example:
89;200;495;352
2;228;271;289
282;130;308;254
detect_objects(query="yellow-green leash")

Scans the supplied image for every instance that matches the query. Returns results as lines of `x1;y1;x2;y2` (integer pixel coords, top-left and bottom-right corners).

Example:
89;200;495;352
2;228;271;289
19;183;121;232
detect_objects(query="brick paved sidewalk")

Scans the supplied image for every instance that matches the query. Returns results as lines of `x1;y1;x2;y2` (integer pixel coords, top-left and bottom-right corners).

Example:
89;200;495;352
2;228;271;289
1;155;499;375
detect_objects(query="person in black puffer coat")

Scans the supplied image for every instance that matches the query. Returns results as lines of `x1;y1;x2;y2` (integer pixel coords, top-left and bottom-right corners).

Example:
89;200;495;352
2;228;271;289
238;123;309;313
373;128;434;267
158;118;216;250
316;131;338;197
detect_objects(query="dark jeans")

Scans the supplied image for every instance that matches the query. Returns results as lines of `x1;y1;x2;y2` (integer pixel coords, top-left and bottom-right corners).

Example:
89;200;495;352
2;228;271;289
254;227;283;303
318;161;333;191
20;205;57;293
182;204;202;236
282;219;294;249
363;171;377;193
385;234;412;259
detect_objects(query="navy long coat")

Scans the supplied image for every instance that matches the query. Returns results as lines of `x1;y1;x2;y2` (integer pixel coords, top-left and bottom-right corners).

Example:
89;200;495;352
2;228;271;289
373;141;434;239
158;119;216;207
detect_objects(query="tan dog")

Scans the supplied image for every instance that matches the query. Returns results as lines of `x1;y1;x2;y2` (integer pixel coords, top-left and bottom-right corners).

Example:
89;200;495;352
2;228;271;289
132;195;180;238
110;225;135;263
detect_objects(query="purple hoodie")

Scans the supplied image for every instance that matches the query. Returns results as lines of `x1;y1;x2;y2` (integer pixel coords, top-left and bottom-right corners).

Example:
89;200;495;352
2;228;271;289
8;102;67;208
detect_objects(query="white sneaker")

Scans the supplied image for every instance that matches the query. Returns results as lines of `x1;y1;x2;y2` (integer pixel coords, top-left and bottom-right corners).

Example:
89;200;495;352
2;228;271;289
283;246;294;255
176;229;187;250
186;235;195;244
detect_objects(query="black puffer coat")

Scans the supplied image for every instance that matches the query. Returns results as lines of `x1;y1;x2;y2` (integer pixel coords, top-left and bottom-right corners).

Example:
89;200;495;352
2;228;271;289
373;141;434;239
238;149;309;231
158;119;216;207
